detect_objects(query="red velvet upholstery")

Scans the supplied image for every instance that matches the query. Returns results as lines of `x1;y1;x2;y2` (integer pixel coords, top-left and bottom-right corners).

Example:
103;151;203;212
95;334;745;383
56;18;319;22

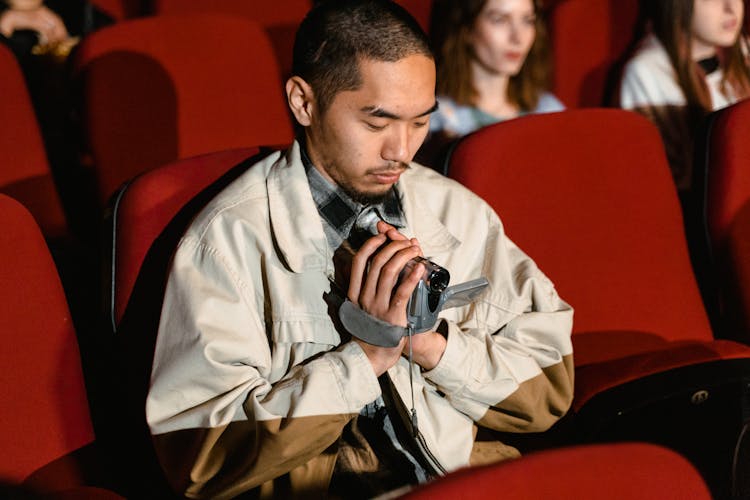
402;442;711;499
394;0;433;33
705;99;750;339
447;109;750;409
724;202;750;336
101;148;271;497
151;0;313;79
0;195;94;485
109;147;261;329
548;0;640;107
705;99;750;252
90;0;142;19
74;14;294;204
0;44;68;239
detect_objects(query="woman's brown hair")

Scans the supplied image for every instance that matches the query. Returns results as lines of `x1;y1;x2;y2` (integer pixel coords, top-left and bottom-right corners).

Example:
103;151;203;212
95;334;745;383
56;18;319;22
430;0;550;111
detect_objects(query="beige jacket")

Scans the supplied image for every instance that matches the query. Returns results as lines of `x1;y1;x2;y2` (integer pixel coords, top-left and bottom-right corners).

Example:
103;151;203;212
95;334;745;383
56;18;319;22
146;142;574;499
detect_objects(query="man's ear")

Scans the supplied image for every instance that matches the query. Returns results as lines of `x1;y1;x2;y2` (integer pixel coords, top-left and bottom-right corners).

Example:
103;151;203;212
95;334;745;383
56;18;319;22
286;76;316;127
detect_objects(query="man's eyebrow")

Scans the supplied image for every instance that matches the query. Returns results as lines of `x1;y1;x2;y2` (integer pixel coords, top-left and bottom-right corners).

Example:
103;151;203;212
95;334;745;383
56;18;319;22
361;101;439;120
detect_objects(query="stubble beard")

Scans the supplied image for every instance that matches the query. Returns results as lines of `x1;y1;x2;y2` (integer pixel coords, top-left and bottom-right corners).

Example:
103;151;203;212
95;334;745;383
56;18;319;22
325;160;405;205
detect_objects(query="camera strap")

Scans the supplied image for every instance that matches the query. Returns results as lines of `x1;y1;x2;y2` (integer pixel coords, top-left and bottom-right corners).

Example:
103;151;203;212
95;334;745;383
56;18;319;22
407;323;419;437
338;300;409;347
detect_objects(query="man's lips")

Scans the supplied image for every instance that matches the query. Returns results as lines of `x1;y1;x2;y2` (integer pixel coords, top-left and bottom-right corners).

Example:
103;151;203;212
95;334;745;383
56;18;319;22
370;169;406;183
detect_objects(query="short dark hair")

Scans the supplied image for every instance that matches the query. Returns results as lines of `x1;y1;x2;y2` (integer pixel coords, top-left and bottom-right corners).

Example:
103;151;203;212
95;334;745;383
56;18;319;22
292;0;434;114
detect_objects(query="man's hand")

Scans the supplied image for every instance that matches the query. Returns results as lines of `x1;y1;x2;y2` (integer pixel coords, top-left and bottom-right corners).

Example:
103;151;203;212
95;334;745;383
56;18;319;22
0;4;68;44
348;221;424;375
403;330;447;371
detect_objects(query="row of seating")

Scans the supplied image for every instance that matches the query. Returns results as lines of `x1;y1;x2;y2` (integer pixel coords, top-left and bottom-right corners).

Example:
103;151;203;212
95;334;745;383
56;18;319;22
5;0;746;242
2;0;750;497
3;108;737;498
82;0;640;109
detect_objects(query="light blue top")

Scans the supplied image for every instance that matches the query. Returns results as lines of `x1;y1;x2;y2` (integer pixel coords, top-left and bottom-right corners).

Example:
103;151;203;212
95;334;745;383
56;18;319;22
429;92;565;136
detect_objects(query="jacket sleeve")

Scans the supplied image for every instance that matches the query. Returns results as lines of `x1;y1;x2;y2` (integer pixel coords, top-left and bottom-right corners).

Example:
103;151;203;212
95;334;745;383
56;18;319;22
423;211;575;433
145;236;381;499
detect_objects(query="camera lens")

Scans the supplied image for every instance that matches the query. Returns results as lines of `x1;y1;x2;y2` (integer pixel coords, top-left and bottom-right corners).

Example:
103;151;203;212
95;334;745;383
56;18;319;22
426;265;450;293
408;256;450;293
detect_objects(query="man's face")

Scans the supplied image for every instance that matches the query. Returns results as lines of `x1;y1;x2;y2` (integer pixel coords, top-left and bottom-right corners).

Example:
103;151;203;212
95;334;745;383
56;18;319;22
305;54;437;204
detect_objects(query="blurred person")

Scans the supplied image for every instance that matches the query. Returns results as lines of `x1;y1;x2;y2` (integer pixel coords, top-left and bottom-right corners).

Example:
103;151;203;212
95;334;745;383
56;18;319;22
617;0;750;193
0;0;70;51
418;0;563;170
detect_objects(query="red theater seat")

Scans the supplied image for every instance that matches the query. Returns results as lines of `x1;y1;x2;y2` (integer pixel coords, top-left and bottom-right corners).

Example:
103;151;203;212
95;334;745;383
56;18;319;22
704;99;750;340
402;442;711;500
394;0;433;33
0;44;68;239
447;108;750;497
98;148;271;497
151;0;313;79
547;0;640;107
90;0;142;19
0;195;122;498
74;14;294;204
107;147;263;330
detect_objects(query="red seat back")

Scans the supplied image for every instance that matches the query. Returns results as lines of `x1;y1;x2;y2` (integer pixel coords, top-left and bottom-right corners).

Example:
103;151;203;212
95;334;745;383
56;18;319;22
548;0;640;107
704;99;750;339
109;147;262;330
74;14;294;204
705;99;750;251
403;442;711;500
90;0;142;19
448;109;713;367
0;44;68;238
0;195;93;484
151;0;312;79
394;0;433;33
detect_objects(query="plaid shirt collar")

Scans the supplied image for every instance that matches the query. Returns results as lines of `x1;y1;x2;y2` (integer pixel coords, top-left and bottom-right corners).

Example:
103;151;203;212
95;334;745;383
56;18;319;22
301;143;406;251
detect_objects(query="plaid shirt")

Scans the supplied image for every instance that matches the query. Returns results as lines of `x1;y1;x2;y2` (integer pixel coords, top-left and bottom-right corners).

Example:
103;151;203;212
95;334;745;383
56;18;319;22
301;144;406;252
301;143;430;496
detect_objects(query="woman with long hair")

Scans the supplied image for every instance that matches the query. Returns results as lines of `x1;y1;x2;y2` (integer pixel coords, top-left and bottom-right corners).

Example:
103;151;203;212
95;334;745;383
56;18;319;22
617;0;750;192
417;0;562;170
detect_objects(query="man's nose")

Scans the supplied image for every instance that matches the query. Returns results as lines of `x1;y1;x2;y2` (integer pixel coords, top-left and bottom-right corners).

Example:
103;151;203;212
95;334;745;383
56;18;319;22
381;125;411;164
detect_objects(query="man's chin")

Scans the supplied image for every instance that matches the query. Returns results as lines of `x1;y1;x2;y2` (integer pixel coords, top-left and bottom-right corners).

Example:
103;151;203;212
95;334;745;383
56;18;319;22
343;185;391;205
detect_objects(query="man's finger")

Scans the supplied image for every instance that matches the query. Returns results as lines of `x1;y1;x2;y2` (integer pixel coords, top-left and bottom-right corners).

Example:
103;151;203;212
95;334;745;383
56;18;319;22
348;233;387;303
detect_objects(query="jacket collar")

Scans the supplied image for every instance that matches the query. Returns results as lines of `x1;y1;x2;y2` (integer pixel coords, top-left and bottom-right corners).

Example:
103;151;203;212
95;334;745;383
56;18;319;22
267;142;330;273
395;169;461;258
268;141;461;273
